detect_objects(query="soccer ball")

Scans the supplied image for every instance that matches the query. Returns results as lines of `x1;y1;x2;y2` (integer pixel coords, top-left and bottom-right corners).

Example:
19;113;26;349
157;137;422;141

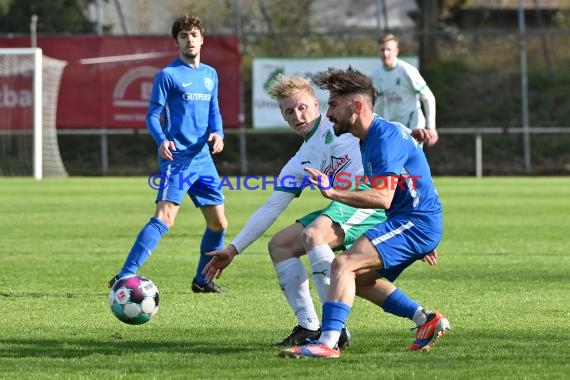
109;275;160;325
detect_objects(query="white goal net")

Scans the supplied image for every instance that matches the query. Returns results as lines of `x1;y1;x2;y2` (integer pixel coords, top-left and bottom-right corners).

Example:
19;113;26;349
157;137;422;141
0;48;68;178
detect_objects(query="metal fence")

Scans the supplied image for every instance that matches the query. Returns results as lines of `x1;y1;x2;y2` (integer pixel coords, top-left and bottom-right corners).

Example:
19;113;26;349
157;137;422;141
55;127;570;177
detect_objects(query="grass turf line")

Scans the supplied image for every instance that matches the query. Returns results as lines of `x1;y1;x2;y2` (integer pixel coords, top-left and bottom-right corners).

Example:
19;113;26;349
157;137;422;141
0;177;569;379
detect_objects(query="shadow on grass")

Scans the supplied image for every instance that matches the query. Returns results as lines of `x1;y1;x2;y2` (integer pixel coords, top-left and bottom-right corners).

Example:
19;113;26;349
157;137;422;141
0;337;253;359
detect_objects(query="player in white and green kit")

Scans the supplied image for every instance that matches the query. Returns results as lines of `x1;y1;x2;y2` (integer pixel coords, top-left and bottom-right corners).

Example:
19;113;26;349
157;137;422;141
372;34;439;146
202;74;385;348
274;113;383;253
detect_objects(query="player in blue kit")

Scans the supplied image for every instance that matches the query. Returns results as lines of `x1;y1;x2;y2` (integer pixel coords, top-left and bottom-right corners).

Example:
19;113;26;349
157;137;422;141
280;67;450;358
108;15;228;293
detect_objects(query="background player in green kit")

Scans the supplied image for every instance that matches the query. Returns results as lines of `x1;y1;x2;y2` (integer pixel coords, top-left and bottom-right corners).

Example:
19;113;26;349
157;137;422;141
372;34;439;147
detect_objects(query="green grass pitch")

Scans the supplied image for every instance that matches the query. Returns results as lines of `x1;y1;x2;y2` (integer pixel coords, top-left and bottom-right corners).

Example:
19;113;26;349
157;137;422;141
1;177;569;379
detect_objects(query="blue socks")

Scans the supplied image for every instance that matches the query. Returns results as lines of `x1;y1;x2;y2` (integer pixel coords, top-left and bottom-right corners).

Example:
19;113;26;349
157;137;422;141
322;301;351;333
118;219;225;285
320;290;418;335
118;217;169;278
382;288;420;320
194;227;225;285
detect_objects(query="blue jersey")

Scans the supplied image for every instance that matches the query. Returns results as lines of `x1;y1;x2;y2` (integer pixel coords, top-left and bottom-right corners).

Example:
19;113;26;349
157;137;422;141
146;58;223;159
360;117;442;218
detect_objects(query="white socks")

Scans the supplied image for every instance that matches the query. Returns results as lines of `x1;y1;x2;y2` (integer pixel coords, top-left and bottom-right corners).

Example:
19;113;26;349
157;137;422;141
412;307;428;326
319;330;341;348
307;243;335;304
275;257;320;331
274;244;335;333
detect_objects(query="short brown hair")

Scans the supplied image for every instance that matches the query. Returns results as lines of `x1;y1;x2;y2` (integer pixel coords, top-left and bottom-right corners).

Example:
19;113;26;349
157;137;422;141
171;15;205;39
377;33;398;46
313;66;377;107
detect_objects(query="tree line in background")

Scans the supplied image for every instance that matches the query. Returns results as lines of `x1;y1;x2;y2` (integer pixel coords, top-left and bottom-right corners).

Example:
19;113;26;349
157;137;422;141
2;0;568;63
0;0;95;34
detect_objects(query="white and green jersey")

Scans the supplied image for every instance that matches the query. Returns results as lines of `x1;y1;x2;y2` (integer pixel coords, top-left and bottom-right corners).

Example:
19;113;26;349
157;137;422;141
276;115;363;196
230;115;388;254
230;114;382;254
372;58;436;130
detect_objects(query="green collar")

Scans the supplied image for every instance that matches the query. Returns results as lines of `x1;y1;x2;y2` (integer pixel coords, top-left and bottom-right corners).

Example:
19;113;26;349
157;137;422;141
304;115;321;142
383;58;399;71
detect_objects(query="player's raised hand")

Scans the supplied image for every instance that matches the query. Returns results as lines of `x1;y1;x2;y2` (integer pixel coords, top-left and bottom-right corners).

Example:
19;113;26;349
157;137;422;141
203;244;238;281
410;128;431;143
159;140;176;160
410;128;439;146
421;249;438;265
304;167;335;199
425;129;439;147
208;133;224;154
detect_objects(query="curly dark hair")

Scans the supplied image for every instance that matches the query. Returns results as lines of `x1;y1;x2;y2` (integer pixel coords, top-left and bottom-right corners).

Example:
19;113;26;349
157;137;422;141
313;66;377;107
171;15;205;39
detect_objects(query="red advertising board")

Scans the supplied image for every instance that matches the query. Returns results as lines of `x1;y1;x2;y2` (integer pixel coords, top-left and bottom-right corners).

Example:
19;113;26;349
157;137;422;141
0;36;242;129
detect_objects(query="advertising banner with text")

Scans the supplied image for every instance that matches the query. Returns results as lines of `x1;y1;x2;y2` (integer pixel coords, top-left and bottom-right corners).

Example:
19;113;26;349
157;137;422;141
1;36;242;129
252;57;417;129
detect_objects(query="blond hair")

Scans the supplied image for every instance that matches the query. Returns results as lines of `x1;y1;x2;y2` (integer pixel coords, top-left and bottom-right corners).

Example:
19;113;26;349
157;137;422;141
267;74;315;100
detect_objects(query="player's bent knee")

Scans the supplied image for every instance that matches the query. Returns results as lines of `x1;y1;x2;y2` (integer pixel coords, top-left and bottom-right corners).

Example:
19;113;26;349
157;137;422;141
301;224;343;250
331;255;359;275
207;219;228;232
300;226;318;248
267;238;284;261
155;201;179;228
155;214;176;228
268;237;295;263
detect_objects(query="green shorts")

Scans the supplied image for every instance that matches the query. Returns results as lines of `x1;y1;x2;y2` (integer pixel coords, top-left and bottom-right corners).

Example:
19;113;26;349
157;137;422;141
297;201;386;250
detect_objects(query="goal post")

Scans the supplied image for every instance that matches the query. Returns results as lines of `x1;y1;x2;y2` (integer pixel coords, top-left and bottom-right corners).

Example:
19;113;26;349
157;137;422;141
33;49;42;179
0;47;67;179
32;48;42;180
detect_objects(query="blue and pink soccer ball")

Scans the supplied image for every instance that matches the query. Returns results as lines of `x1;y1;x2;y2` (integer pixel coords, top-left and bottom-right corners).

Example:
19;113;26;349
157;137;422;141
109;275;160;325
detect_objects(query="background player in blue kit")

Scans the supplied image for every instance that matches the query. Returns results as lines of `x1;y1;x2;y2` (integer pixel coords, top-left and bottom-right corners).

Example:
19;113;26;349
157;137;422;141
280;67;450;358
109;15;228;293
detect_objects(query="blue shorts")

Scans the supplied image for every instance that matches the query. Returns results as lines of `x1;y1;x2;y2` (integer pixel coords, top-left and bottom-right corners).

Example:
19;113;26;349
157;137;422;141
156;153;224;207
363;213;443;282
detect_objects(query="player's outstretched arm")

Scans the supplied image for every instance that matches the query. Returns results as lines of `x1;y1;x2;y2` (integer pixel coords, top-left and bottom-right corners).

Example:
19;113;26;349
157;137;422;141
203;244;238;281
